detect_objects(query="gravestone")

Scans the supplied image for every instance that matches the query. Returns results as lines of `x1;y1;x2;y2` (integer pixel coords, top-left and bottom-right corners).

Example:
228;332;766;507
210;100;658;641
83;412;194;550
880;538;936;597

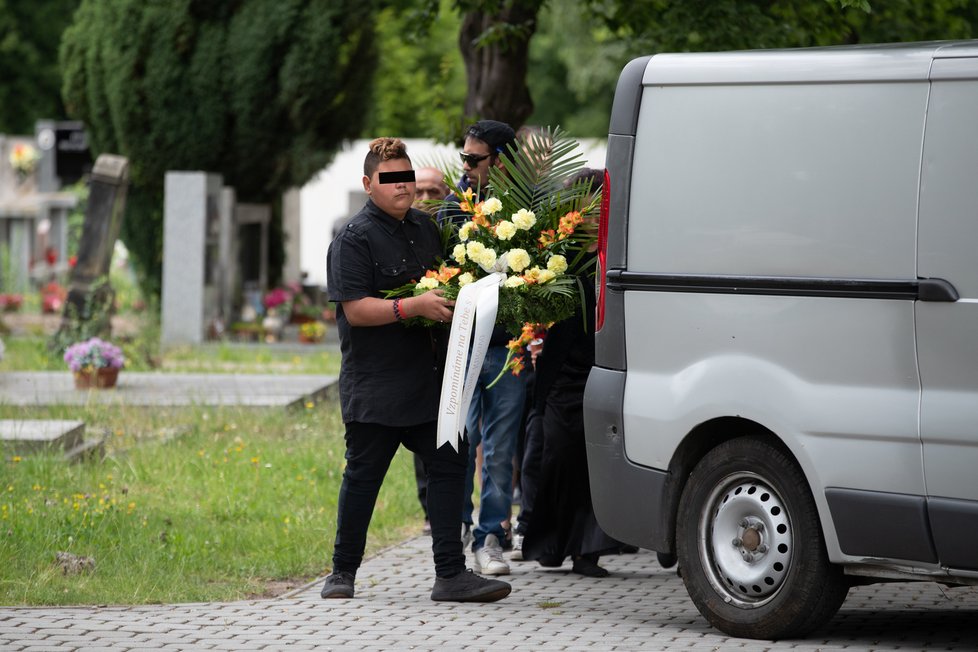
35;120;94;193
56;154;129;340
161;171;229;345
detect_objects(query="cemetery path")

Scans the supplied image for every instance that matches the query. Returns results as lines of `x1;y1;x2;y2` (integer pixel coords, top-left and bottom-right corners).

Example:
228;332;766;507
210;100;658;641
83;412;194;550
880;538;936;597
1;537;976;650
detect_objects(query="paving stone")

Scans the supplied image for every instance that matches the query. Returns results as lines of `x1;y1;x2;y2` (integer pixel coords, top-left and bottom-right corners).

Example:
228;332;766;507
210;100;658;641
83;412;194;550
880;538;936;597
1;530;976;650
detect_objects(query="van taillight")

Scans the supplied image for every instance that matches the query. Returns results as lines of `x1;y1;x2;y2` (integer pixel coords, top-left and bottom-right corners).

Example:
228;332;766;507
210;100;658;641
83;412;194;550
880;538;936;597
596;168;611;331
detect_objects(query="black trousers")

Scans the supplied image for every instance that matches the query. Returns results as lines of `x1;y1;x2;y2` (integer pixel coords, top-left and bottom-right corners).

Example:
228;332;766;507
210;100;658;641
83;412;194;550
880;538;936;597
332;420;469;578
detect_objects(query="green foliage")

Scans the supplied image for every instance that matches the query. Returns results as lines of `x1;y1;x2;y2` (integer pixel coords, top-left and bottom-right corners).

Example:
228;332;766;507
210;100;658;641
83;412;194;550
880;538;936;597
0;0;79;134
527;0;633;136
59;0;378;299
527;0;978;136
587;0;978;52
47;276;115;357
365;0;467;141
63;181;89;259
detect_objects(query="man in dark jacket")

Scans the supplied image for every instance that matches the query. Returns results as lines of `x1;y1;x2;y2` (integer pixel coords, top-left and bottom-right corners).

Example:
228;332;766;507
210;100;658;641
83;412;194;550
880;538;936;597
320;137;511;603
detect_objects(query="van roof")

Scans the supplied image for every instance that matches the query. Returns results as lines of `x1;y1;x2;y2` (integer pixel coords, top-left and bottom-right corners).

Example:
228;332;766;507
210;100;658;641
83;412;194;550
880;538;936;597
642;40;978;85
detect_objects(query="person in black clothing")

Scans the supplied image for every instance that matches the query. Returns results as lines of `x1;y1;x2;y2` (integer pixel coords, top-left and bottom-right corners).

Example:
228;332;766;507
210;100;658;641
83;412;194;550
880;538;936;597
521;168;621;578
320;137;511;602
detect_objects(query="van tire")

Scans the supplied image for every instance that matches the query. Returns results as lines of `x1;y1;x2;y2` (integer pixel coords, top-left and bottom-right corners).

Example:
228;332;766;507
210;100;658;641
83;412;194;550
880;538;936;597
676;436;849;639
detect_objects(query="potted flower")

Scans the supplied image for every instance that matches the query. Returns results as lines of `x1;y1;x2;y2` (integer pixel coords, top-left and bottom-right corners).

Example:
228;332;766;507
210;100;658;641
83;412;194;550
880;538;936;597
0;293;23;312
299;320;326;344
9;142;41;183
41;281;67;314
64;337;125;389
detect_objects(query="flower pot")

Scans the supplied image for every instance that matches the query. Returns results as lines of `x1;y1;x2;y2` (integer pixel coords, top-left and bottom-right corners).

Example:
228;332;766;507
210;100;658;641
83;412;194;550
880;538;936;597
74;367;120;390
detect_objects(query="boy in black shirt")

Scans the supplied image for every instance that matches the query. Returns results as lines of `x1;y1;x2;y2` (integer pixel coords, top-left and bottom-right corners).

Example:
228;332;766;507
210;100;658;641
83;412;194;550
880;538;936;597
321;137;511;603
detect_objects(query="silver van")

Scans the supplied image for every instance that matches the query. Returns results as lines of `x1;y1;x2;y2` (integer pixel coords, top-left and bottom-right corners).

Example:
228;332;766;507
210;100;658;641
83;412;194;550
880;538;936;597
585;41;978;639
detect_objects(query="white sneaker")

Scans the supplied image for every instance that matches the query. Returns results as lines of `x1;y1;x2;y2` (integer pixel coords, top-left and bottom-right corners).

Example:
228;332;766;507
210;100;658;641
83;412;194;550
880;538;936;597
461;524;473;552
474;534;510;575
510;532;524;561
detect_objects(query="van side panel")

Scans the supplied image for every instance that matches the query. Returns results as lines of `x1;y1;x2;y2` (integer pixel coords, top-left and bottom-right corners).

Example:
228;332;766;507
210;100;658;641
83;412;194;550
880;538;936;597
583;367;668;549
617;77;929;561
629;82;927;278
621;293;922;501
917;69;978;568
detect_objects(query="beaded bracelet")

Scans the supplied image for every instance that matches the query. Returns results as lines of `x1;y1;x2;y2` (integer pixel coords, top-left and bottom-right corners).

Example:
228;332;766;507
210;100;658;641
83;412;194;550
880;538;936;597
392;298;403;321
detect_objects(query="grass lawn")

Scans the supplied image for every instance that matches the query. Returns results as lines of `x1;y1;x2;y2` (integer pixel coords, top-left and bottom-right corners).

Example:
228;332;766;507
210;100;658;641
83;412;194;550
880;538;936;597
0;337;423;606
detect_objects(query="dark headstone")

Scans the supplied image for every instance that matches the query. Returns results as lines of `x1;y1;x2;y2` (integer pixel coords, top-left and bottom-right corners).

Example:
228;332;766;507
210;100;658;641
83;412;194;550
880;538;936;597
56;154;129;340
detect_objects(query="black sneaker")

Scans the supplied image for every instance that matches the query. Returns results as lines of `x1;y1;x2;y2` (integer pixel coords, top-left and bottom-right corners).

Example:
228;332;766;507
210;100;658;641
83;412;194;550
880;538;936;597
431;569;511;602
572;556;609;578
320;571;355;599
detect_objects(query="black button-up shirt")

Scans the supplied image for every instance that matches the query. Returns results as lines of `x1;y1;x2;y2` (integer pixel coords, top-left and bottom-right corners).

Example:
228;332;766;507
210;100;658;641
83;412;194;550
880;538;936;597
327;199;445;426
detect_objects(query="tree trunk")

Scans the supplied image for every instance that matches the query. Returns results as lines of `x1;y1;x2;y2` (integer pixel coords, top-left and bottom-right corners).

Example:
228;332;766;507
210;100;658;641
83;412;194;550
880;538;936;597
459;1;543;131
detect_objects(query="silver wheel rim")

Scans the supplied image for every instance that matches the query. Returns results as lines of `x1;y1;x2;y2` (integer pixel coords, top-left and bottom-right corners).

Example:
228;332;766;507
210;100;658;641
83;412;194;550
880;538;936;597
698;472;793;608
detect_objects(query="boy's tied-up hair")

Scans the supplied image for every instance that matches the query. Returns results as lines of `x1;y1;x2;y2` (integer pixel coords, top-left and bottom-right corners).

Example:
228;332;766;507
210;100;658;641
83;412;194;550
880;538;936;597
364;137;411;177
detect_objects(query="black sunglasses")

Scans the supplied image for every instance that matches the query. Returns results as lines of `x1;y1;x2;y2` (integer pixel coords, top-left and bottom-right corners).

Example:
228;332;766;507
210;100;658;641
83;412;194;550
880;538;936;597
459;151;492;166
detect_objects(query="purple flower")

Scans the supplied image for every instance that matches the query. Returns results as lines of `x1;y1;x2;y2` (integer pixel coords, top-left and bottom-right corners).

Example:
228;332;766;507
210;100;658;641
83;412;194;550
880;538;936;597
63;337;125;372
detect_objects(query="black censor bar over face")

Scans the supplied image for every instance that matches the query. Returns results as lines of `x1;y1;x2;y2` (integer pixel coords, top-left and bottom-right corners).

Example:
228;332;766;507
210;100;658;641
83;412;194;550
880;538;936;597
378;170;416;184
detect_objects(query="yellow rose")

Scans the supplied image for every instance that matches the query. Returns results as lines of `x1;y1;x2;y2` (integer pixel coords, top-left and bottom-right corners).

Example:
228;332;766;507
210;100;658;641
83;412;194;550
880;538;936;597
495;220;517;241
537;269;556;284
523;266;543;283
504;275;526;288
477;248;498;270
506;248;531;272
458;272;475;286
482;197;503;215
416;277;440;290
452;244;467;264
547;254;568;274
459;222;476;242
512;208;537;230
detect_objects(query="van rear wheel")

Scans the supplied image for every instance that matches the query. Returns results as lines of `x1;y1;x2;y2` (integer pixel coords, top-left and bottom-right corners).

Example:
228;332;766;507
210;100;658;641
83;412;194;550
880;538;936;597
676;436;849;639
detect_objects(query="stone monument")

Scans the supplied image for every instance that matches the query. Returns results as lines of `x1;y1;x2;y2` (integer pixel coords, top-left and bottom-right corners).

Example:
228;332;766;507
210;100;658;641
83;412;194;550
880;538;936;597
161;171;236;345
55;154;129;340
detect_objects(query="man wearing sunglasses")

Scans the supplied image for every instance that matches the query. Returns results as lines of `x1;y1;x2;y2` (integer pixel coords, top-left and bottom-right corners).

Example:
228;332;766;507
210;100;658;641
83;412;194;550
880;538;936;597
441;120;528;578
461;121;512;195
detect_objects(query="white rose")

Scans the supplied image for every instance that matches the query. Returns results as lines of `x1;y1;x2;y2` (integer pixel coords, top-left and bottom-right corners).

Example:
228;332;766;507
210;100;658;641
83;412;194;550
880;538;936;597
482;197;503;215
506;248;531;272
477;248;498;270
504;275;526;288
452;244;467;264
512;208;537;230
459;222;476;242
495;220;517;241
416;277;440;290
547;254;568;274
458;272;475;286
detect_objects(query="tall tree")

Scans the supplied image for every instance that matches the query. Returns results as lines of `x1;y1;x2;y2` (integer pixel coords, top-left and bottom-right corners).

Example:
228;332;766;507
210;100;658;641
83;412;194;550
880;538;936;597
365;0;467;141
60;0;377;298
0;0;80;134
456;0;546;129
528;0;978;136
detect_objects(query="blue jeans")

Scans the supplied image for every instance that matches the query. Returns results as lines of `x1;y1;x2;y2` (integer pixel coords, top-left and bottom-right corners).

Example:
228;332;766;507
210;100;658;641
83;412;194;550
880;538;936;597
462;345;527;550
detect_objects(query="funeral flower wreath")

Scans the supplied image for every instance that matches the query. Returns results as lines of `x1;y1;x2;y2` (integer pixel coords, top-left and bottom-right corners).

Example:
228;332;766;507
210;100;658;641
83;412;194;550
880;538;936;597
386;126;599;372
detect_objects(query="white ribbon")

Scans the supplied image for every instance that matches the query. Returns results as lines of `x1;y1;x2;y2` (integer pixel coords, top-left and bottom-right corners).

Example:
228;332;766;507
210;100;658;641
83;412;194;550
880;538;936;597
436;272;506;450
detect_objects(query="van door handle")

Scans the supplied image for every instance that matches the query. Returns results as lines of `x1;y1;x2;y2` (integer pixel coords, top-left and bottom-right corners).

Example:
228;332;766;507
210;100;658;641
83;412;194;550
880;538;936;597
917;278;958;302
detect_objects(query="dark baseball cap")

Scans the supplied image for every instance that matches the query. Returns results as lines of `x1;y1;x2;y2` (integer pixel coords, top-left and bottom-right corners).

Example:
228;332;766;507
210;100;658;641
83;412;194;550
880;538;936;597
465;120;517;156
